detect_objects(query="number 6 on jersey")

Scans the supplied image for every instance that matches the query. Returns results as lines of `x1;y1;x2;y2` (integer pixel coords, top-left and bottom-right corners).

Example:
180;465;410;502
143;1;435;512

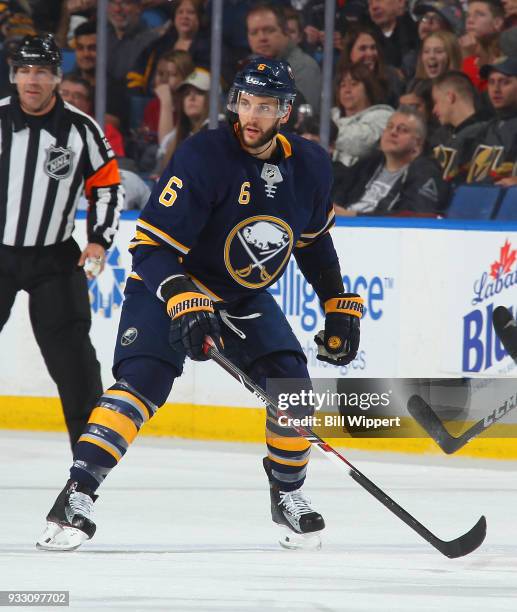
159;176;183;207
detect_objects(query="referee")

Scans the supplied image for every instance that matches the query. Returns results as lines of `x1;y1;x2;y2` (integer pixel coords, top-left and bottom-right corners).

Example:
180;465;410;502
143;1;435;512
0;34;124;448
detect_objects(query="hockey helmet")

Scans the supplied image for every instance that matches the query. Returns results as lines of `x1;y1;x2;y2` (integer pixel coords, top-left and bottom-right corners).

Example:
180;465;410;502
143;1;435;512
10;33;62;69
227;57;297;119
10;34;62;84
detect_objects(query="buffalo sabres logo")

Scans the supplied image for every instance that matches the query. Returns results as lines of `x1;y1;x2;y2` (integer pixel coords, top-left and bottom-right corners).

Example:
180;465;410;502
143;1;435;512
224;216;293;288
121;327;138;346
44;146;74;180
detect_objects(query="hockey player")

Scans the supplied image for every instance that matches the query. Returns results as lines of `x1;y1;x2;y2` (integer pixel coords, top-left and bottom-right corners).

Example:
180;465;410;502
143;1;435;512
36;58;364;551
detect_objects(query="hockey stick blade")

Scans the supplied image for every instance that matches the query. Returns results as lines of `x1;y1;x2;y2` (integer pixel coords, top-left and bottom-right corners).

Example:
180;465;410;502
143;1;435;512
349;470;486;558
407;394;463;454
204;337;486;558
408;392;517;454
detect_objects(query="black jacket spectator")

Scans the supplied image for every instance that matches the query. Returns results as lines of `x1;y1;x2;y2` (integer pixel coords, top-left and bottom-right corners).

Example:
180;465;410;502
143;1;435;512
465;58;517;183
371;14;419;69
464;109;517;183
333;150;449;215
433;113;486;186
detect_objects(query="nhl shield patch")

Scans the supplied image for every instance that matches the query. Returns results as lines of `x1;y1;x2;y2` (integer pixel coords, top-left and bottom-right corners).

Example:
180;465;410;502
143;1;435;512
44;146;75;179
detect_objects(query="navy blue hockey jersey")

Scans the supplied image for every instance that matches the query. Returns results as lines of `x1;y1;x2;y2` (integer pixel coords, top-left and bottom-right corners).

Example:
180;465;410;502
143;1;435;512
127;125;336;303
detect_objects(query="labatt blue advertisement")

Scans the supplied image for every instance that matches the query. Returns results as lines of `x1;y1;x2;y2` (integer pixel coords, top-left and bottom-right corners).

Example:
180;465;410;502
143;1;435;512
460;238;517;374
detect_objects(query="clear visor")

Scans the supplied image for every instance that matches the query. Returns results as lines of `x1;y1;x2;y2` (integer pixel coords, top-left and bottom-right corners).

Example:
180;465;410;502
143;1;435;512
10;65;62;85
227;89;291;119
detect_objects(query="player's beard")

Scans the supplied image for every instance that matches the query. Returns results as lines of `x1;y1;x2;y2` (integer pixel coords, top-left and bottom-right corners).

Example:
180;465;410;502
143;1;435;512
238;118;280;150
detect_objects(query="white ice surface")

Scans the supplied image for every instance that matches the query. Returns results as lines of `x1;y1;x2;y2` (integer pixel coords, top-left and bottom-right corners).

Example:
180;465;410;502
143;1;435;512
0;431;516;611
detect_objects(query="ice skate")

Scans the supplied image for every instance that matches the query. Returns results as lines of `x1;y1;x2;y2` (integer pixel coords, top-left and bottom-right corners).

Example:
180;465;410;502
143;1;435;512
263;457;325;550
36;480;97;551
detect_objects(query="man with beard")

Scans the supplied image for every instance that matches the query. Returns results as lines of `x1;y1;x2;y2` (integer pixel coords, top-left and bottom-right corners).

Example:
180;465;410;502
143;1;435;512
37;58;364;553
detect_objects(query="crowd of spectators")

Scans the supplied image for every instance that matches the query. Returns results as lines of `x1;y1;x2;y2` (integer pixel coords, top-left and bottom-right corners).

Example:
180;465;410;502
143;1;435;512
1;0;516;217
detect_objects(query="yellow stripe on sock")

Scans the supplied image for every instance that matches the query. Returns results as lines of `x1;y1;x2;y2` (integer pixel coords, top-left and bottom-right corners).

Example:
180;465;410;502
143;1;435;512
88;407;138;444
104;389;151;421
266;429;311;452
267;452;310;467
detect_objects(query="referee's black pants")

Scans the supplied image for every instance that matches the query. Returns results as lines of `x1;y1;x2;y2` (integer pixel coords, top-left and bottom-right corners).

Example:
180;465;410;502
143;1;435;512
0;239;103;449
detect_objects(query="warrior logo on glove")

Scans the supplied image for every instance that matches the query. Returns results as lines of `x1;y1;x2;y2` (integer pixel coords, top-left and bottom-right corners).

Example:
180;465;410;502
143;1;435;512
167;293;214;319
162;277;223;361
314;294;364;366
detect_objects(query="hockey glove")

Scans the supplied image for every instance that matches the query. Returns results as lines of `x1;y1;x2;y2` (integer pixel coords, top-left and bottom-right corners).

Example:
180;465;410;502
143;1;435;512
161;276;223;361
314;294;364;366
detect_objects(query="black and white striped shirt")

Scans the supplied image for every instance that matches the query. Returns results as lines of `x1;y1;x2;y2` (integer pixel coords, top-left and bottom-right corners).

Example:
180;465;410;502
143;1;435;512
0;94;124;248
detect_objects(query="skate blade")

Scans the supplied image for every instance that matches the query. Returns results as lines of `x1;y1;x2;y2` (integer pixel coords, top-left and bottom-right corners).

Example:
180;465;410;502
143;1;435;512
277;526;322;551
36;521;89;551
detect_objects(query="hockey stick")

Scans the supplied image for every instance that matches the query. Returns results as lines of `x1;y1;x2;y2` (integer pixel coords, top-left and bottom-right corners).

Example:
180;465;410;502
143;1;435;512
203;337;486;559
407;393;517;454
407;306;517;454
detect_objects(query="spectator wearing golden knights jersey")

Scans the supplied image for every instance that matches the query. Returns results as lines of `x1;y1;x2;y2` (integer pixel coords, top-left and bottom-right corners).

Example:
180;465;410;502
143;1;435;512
0;34;124;448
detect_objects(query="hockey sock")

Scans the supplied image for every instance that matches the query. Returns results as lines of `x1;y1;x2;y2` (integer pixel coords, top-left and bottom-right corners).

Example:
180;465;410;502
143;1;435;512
266;417;311;491
248;351;313;492
70;381;157;491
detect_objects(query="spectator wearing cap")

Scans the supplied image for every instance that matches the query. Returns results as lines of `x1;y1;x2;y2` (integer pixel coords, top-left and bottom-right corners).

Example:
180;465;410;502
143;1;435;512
413;0;465;37
460;0;505;91
431;71;486;185
403;0;464;75
333;107;449;216
157;67;221;170
246;2;322;114
464;57;517;184
332;63;394;167
338;24;404;106
367;0;418;69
